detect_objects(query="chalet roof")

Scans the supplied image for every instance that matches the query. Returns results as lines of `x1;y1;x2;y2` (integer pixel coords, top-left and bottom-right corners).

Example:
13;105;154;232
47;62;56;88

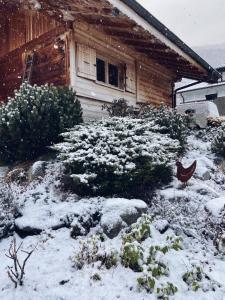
1;0;221;83
121;0;221;83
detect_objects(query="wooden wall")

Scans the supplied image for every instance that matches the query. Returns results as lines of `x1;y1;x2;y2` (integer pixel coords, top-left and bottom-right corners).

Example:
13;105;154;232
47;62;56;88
0;9;60;57
69;22;176;119
0;27;67;102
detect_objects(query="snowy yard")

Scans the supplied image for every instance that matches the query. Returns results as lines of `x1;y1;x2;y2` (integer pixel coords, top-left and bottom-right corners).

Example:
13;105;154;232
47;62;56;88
0;128;225;300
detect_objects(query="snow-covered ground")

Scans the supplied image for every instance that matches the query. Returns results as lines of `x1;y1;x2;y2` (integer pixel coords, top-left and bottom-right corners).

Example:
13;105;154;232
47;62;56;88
1;130;225;300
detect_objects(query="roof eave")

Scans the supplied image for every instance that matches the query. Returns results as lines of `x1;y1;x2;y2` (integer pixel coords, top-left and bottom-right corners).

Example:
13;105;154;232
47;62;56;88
120;0;221;83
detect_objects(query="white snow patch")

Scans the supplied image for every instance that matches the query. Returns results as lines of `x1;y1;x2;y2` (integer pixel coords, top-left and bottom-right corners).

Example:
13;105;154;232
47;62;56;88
205;197;225;217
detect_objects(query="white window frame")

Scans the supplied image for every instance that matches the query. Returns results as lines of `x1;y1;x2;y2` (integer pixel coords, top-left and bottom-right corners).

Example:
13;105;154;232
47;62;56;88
96;53;125;91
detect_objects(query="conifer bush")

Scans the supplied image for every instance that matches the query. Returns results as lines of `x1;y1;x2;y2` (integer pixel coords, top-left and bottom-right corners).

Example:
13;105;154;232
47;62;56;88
212;125;225;157
103;100;188;149
53;117;180;197
0;83;83;162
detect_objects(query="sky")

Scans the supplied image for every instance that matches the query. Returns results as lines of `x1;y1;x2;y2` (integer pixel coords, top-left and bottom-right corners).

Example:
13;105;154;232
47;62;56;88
137;0;225;47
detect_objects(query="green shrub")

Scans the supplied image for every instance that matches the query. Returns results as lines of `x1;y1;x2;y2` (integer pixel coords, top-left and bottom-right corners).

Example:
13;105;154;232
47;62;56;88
143;105;188;148
212;126;225;157
121;242;144;272
137;275;155;293
123;214;152;244
53;117;179;198
0;83;83;162
103;101;188;149
102;98;136;117
156;282;178;299
72;235;118;270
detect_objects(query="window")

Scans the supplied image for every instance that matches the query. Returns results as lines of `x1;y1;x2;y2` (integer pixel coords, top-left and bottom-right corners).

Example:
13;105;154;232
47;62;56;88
76;44;136;92
108;63;119;87
96;56;124;89
205;93;217;100
96;58;106;83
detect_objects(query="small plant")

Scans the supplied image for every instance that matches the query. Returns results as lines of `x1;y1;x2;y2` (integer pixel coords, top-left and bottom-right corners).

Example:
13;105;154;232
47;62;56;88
123;214;152;244
137;274;155;293
91;273;101;281
166;236;183;251
102;98;136;117
72;235;118;270
156;282;178;300
138;274;178;299
5;237;36;288
182;266;203;291
121;242;144;272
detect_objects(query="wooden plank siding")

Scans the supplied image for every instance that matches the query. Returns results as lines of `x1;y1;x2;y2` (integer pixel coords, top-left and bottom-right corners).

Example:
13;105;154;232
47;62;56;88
68;21;176;118
0;26;68;102
0;6;177;117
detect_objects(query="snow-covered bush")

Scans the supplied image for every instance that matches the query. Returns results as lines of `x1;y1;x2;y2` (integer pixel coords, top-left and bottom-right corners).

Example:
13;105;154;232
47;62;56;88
53;117;180;197
121;242;144;272
72;235;118;270
0;83;83;162
102;98;137;117
212;125;225;157
103;101;188;148
0;184;15;240
143;105;188;148
182;265;220;292
123;214;152;243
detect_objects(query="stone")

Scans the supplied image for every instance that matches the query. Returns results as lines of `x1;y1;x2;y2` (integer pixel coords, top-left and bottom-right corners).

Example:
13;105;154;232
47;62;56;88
202;171;211;181
101;218;125;239
15;198;102;238
28;161;46;181
205;197;225;218
100;198;148;239
153;219;169;234
177;102;219;129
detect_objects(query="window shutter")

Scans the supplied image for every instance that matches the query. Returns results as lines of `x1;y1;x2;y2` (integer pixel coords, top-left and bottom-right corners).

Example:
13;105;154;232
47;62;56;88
125;63;136;93
77;44;96;80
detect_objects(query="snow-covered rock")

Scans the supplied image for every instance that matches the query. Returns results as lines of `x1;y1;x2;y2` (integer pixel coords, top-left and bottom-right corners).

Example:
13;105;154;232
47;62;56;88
205;197;225;217
15;198;103;238
153;219;169;234
177;101;219;128
28;161;46;181
100;198;147;238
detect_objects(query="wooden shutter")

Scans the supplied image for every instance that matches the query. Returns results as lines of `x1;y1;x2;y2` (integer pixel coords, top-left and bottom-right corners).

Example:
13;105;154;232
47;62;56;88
125;63;136;93
77;44;96;81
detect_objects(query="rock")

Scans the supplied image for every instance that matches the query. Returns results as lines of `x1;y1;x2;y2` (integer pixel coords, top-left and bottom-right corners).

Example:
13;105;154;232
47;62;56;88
202;171;211;181
15;198;103;238
101;218;125;239
70;210;101;239
28;161;46;181
100;198;148;239
177;102;219;129
205;197;225;218
153;219;169;234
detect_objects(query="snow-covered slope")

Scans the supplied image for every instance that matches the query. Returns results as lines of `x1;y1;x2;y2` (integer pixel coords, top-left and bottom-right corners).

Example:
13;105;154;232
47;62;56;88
1;128;225;299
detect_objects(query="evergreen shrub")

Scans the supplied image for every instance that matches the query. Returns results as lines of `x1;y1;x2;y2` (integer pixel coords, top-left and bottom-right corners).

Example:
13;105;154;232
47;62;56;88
53;117;180;197
212;125;225;157
0;83;83;162
103;100;188;148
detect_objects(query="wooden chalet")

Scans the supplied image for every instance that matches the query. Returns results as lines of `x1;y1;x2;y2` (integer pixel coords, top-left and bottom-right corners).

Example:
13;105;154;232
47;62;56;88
0;0;221;119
